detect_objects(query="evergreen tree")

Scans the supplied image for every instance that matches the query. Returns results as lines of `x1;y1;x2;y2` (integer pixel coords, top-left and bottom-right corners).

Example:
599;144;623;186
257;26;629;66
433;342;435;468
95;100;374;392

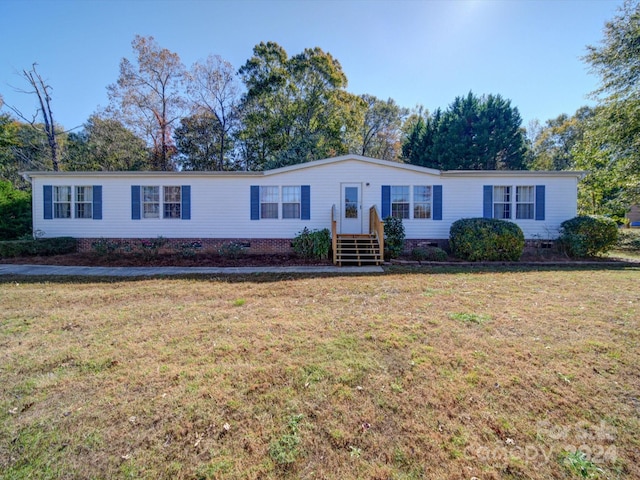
403;93;526;170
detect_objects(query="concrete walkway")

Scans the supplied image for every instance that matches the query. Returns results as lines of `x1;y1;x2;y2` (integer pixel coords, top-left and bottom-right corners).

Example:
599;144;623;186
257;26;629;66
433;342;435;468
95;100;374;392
0;264;384;277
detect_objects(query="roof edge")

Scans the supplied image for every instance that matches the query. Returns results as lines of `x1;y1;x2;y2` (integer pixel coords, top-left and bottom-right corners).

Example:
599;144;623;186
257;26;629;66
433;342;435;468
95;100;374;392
262;155;442;176
442;170;587;178
21;170;264;181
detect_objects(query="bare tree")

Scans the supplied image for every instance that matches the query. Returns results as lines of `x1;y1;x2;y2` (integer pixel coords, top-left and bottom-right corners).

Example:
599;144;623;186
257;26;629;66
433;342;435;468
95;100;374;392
108;35;186;171
185;55;241;169
9;64;61;170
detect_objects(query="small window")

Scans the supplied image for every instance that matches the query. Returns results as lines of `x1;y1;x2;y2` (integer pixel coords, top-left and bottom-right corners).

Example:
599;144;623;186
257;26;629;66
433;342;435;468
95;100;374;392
75;186;93;219
282;186;301;219
163;186;181;219
391;186;410;219
260;186;279;219
54;186;71;219
142;186;160;218
344;186;358;218
516;186;535;219
493;186;511;219
414;186;432;219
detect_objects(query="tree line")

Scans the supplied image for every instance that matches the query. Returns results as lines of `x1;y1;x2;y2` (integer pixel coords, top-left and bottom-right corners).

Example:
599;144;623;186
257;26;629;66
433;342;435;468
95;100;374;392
1;0;639;220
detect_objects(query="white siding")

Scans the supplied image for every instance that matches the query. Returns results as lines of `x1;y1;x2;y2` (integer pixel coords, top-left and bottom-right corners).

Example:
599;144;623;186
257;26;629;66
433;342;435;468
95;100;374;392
29;157;580;240
440;176;578;239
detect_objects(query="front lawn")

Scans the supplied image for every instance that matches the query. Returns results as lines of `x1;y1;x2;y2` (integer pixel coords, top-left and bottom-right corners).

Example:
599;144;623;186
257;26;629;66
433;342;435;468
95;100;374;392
1;266;638;479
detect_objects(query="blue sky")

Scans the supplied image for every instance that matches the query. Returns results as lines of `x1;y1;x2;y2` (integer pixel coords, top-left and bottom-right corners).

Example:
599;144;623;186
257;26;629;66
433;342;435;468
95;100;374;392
0;0;622;132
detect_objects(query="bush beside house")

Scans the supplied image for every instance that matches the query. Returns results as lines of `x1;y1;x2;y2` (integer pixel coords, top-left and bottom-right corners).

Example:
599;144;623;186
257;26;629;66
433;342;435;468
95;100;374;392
558;215;618;257
0;237;77;258
292;228;331;259
449;218;525;261
383;217;406;259
411;246;448;261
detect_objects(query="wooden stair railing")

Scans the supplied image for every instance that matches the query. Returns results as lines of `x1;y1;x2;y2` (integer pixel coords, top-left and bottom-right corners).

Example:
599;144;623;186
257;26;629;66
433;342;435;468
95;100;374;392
369;205;384;262
331;204;338;265
332;205;384;266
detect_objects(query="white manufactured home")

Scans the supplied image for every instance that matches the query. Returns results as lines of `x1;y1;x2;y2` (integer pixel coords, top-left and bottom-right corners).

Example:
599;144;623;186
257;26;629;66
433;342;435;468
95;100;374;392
25;155;582;264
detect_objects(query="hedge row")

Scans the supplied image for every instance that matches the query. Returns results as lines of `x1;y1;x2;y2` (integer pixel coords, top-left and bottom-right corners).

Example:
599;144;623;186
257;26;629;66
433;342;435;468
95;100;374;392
0;237;78;258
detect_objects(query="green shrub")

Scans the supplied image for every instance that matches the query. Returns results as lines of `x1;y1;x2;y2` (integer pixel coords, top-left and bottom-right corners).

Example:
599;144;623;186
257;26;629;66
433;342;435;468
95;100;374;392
449;218;525;261
616;229;640;252
174;241;203;258
0;240;29;257
0;237;77;257
91;238;132;257
137;236;166;259
383;216;406;259
35;237;77;255
411;246;448;261
218;241;247;259
558;215;618;258
0;181;32;240
292;227;331;259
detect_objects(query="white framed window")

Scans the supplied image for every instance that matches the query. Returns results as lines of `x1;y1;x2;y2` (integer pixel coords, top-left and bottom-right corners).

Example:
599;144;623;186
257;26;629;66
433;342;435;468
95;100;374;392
493;186;511;219
391;186;410;219
54;186;72;219
260;186;279;219
282;186;301;219
414;186;432;219
74;186;93;219
142;186;160;219
163;186;181;219
516;186;535;220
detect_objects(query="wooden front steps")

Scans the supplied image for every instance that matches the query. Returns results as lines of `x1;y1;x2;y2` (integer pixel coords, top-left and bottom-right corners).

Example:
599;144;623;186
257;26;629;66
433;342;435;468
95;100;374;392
335;234;382;266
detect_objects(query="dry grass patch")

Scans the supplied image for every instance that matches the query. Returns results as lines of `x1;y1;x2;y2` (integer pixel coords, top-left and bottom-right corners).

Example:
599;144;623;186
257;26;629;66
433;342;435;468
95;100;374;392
1;266;639;479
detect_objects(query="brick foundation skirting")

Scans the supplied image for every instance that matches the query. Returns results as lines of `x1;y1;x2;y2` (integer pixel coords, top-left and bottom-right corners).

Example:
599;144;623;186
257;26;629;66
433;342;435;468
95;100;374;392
75;237;556;255
403;239;450;252
76;238;295;254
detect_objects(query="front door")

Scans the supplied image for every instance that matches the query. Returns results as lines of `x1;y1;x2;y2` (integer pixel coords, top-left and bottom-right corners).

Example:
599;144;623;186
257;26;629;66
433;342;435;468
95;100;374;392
341;183;363;234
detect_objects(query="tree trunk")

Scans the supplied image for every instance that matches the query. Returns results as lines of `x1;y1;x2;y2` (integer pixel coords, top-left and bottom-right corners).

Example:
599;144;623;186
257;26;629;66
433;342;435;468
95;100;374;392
19;65;60;171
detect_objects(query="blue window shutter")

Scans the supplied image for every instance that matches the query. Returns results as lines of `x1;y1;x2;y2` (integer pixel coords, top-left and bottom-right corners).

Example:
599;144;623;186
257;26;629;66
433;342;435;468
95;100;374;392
131;185;141;220
301;185;310;220
250;185;260;220
181;185;191;220
381;185;391;219
535;185;545;221
433;185;443;220
92;185;102;220
43;185;53;220
483;185;493;218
